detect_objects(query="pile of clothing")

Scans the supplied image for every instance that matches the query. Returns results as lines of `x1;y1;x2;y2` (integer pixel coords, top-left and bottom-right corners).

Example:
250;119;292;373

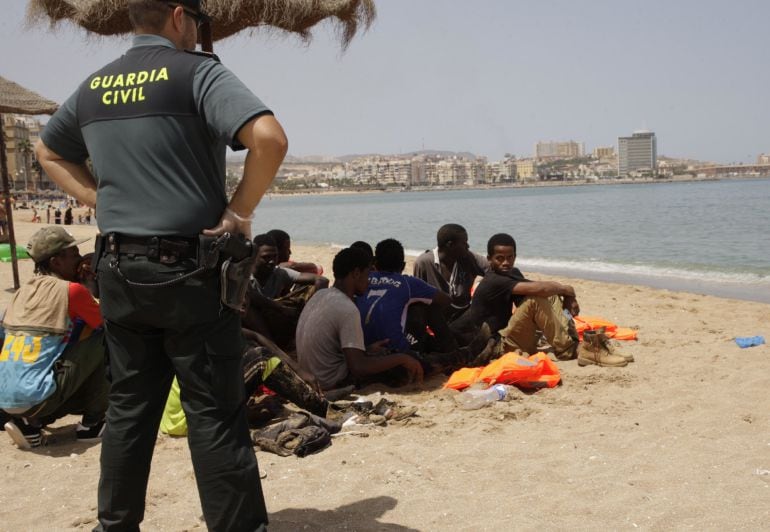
249;394;418;457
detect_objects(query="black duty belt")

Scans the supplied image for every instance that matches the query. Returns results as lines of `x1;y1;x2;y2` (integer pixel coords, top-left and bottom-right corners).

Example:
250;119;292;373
98;231;256;310
105;233;198;263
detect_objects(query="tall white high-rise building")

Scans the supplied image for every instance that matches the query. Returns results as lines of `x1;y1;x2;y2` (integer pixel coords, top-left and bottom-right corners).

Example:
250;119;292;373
618;130;657;175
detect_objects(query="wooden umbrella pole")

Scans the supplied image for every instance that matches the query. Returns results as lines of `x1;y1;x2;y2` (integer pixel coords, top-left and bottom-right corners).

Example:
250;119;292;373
0;114;20;290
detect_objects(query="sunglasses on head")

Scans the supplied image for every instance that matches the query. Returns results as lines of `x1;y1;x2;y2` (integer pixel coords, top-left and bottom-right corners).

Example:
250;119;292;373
165;2;205;29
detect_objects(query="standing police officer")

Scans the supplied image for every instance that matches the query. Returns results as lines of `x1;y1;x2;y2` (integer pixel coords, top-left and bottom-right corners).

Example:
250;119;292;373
35;1;288;530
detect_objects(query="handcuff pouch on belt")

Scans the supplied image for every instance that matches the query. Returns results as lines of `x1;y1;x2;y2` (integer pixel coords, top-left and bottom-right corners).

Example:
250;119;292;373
198;232;257;312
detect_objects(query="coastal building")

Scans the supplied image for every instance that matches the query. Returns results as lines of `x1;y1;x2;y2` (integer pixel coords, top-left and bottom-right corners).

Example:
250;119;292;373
535;140;584;160
275;161;345;183
618;130;657;176
514;158;538;179
2;114;28;189
485;157;517;183
1;114;52;190
409;155;487;186
593;146;615;160
757;154;770;165
347;156;413;186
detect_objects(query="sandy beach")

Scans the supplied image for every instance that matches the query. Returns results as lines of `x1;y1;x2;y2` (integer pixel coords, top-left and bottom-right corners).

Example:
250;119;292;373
1;219;768;530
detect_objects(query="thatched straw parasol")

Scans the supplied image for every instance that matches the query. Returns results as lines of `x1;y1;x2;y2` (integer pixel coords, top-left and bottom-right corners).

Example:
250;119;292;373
27;0;376;52
0;76;59;290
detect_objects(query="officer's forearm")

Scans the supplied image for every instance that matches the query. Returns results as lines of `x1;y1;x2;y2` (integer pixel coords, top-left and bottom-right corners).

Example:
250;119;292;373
229;115;288;217
35;141;97;208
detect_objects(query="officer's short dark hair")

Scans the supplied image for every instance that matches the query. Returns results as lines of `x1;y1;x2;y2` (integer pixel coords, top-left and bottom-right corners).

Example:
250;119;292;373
128;0;171;32
267;229;290;249
253;233;277;250
333;248;370;280
437;223;467;249
374;239;405;273
487;233;517;256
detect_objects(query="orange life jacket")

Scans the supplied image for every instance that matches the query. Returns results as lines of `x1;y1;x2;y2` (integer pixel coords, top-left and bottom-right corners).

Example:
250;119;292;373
444;352;561;391
573;315;637;341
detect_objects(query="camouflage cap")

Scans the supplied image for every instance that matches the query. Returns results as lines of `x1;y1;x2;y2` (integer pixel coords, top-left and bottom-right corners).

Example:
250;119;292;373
27;226;89;263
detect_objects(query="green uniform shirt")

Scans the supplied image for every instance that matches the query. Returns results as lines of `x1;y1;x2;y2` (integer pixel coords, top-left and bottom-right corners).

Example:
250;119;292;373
41;35;271;236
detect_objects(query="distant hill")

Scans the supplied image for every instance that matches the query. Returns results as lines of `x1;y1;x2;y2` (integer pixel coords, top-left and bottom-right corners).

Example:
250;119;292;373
226;153;341;164
336;149;478;162
285;154;343;163
227;149;481;164
401;149;478;159
658;155;718;167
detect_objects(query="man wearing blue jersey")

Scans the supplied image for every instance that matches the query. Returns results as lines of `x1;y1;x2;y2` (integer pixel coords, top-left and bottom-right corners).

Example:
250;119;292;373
358;239;449;352
358;239;491;372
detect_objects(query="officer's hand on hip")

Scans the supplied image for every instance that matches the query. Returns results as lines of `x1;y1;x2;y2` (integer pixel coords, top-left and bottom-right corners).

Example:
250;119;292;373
203;207;253;240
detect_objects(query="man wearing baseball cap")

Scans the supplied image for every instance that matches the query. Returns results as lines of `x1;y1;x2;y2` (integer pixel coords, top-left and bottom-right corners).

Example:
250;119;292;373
0;226;108;449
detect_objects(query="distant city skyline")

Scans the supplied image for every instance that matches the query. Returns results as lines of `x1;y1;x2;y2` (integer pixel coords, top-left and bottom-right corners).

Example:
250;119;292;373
2;1;768;164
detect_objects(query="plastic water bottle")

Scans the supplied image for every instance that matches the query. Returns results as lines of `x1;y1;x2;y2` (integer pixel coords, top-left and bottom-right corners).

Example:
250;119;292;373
456;384;509;410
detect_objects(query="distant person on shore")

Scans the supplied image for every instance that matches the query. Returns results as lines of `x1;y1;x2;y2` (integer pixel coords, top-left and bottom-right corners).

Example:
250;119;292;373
85;208;92;225
243;234;328;350
1;227;108;450
296;247;423;391
451;233;630;367
64;207;73;225
46;205;51;224
31;207;40;223
358;239;492;372
267;229;325;275
54;208;61;225
413;223;488;320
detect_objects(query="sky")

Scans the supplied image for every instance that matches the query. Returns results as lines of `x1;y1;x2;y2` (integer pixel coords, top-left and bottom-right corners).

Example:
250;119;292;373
2;0;769;163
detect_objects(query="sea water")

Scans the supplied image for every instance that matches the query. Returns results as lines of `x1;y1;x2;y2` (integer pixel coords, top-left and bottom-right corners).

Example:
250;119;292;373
252;178;770;303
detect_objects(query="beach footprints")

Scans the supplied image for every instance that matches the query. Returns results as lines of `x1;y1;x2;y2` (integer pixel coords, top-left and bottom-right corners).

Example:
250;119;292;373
567;369;636;388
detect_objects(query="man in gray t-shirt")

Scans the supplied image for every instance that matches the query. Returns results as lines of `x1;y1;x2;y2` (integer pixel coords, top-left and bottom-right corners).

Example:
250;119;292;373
296;287;366;389
413;223;488;319
296;248;423;391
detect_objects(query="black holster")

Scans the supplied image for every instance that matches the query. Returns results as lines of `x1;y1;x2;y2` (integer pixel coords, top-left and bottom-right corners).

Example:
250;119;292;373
93;233;106;272
198;233;257;312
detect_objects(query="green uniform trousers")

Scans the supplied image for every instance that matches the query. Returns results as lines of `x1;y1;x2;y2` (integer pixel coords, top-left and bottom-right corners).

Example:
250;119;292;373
95;253;267;532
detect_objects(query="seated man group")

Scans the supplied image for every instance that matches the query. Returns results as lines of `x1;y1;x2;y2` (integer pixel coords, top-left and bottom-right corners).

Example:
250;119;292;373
4;223;627;450
292;224;627;394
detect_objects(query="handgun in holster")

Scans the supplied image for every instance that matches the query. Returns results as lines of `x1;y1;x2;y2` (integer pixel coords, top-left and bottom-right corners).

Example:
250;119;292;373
197;232;257;312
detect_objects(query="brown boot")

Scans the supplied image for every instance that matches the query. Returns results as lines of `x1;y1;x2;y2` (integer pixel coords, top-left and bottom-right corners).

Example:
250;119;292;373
577;329;628;367
591;327;634;363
